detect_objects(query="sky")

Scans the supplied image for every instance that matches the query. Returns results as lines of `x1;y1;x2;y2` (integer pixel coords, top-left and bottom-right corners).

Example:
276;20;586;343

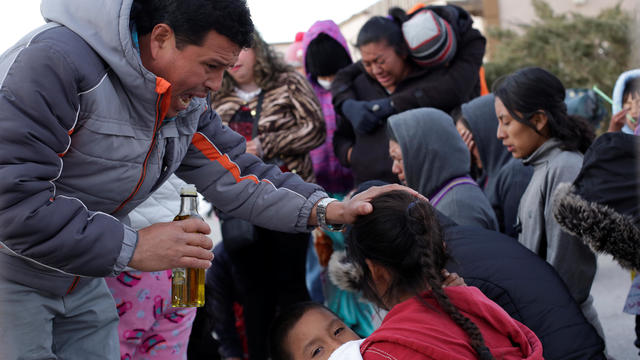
0;1;378;53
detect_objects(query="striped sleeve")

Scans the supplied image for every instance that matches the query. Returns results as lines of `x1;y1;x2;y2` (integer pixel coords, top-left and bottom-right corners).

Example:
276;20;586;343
176;108;327;233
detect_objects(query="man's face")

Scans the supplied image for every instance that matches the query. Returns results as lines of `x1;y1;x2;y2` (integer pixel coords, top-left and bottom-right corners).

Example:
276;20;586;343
285;308;360;360
142;27;241;117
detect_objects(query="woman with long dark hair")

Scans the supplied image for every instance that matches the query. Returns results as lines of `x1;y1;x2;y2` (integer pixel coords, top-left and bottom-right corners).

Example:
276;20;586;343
493;66;603;336
346;190;542;359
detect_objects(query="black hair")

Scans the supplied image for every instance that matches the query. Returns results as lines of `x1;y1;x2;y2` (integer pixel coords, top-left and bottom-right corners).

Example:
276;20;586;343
356;15;408;57
493;67;594;153
131;0;254;49
623;77;640;101
269;302;334;360
305;33;352;78
347;190;494;360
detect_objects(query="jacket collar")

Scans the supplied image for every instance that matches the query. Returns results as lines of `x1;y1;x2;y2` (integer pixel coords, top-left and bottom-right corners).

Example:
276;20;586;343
522;138;562;167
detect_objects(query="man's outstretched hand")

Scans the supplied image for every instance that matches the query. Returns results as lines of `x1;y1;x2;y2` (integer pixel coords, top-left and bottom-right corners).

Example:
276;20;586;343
311;184;427;227
129;218;213;272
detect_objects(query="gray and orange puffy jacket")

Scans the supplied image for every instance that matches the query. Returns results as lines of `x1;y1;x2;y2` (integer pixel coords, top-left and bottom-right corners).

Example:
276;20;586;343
0;0;325;296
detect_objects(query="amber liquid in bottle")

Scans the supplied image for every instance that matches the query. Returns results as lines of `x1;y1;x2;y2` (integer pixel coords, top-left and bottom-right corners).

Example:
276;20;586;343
171;185;206;307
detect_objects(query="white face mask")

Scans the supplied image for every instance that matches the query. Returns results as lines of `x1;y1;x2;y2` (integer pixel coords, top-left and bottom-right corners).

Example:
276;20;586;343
317;78;332;90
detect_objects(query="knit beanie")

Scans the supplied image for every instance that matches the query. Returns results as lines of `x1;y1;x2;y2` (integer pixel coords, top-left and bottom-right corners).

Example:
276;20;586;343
402;9;457;67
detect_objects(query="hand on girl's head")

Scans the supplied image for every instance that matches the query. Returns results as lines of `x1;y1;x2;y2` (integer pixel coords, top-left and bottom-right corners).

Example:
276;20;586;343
349;184;428;213
284;307;360;360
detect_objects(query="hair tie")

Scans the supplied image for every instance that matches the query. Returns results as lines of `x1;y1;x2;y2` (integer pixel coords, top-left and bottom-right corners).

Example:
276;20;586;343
406;200;426;235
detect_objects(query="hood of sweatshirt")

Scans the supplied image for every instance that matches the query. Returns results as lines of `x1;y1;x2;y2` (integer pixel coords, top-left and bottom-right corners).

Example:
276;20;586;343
462;94;512;180
612;69;640;134
388;108;470;198
302;19;351;87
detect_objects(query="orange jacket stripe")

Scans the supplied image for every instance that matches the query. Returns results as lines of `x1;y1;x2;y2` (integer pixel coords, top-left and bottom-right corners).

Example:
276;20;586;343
192;132;260;184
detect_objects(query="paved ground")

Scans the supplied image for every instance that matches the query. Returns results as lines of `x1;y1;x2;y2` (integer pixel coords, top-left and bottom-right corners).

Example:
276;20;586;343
592;254;637;359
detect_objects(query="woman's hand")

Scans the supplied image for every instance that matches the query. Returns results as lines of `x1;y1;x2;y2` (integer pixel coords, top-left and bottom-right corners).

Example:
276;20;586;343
459;129;475;152
441;269;466;288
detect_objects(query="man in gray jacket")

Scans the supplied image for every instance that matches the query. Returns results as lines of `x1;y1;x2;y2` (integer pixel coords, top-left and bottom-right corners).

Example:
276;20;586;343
0;1;406;358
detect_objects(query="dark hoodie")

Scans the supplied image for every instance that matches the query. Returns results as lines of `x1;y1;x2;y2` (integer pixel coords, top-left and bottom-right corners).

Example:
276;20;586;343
462;94;533;237
442;213;606;360
554;132;640;271
388;108;498;230
331;4;485;185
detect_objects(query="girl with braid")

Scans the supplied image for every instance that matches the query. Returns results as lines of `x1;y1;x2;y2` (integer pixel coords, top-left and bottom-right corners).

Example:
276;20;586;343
269;190;543;360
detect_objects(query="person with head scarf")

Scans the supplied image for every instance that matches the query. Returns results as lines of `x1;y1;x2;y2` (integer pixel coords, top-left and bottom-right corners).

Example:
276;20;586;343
387;108;498;230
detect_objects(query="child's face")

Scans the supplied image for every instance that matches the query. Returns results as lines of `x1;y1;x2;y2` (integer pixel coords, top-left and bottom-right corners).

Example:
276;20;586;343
623;93;639;131
285;308;361;360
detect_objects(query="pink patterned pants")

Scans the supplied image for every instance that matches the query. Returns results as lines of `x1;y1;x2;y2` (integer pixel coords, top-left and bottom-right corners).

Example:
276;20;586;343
106;270;196;360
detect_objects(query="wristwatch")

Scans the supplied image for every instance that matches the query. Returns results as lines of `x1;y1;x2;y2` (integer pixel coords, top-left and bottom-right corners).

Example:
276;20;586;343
316;198;345;232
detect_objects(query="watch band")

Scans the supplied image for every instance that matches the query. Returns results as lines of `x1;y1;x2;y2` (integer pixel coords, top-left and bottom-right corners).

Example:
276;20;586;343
316;198;345;232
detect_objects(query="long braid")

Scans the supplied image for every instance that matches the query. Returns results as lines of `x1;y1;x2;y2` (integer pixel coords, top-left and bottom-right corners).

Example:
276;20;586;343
423;269;494;360
406;203;495;360
348;190;497;359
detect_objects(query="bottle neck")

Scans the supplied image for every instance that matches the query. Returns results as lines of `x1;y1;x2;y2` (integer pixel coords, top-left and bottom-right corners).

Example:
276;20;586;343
178;195;199;216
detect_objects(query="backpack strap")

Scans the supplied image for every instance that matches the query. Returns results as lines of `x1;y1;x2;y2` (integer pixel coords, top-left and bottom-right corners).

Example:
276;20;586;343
251;91;265;139
430;176;478;207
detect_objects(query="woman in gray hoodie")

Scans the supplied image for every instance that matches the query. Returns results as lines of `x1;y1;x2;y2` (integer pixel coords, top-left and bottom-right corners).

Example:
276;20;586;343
493;67;603;338
387;108;498;230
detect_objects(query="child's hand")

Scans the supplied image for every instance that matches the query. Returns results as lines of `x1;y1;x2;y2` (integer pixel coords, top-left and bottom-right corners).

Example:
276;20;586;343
608;108;629;132
441;270;466;288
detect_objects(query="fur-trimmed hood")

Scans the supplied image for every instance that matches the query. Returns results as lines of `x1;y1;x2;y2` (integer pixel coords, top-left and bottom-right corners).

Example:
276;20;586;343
328;250;363;293
553;132;640;271
553;183;640;270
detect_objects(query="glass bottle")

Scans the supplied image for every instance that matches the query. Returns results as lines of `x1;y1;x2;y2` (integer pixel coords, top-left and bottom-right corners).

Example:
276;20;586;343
171;184;206;307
